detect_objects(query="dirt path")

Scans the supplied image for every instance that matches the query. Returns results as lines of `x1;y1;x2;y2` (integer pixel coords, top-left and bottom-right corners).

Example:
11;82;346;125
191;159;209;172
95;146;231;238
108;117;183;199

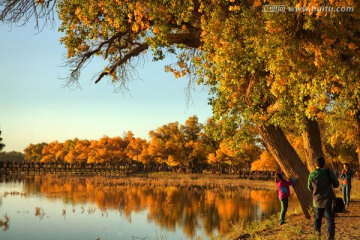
334;199;360;239
258;198;360;239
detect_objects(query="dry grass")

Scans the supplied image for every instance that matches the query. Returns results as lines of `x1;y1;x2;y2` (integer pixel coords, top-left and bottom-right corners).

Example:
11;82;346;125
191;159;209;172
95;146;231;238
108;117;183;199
112;172;275;190
33;172;275;192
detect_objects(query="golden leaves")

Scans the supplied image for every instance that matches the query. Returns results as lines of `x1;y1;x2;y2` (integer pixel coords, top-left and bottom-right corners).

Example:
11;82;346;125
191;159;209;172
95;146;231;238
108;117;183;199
251;151;278;171
152;27;159;34
198;2;205;13
307;104;319;115
74;7;82;19
348;42;358;50
53;0;360;140
270;77;288;98
314;49;325;67
265;21;282;34
266;102;282;115
253;0;262;8
164;65;189;78
228;5;240;11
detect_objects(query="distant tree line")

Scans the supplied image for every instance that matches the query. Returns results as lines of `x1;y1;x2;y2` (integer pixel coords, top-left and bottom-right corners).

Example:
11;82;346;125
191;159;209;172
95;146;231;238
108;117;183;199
0;151;24;163
0;116;265;173
18;116;264;173
0;115;358;174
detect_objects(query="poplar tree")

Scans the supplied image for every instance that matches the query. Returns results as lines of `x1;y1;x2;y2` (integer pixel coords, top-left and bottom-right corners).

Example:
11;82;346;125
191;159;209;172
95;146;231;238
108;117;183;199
2;0;359;218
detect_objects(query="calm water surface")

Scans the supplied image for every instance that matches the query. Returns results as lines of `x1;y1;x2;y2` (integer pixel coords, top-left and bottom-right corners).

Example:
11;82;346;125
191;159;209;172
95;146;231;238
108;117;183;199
0;175;299;240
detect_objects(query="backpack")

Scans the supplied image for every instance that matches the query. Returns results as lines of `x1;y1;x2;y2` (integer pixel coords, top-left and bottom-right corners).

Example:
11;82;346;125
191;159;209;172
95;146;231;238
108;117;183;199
333;197;345;213
326;169;344;213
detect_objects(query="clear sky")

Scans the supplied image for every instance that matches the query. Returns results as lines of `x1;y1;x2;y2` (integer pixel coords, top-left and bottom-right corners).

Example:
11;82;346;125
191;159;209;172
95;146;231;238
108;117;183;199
0;22;213;153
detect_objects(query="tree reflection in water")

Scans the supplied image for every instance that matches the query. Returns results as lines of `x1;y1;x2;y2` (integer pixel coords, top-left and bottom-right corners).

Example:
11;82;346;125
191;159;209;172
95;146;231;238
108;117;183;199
14;175;299;238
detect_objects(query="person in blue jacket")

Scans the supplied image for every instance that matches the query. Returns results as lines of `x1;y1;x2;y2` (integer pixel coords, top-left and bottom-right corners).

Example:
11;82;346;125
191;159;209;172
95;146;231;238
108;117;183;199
275;172;297;225
340;163;354;206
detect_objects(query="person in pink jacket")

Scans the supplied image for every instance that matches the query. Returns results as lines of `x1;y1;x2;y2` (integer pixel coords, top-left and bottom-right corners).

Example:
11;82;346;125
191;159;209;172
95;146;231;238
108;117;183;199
275;172;298;225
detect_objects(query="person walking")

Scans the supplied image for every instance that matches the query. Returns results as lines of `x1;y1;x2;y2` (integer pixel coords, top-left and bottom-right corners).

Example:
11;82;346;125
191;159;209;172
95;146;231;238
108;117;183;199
308;156;339;240
340;163;354;206
275;172;297;225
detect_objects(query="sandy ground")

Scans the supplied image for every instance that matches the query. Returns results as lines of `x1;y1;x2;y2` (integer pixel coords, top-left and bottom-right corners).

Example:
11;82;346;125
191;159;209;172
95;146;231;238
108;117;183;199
257;197;360;239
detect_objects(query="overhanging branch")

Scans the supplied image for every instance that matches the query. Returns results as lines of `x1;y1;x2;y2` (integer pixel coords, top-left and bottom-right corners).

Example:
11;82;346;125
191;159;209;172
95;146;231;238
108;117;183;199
69;31;130;81
0;0;57;29
95;42;149;83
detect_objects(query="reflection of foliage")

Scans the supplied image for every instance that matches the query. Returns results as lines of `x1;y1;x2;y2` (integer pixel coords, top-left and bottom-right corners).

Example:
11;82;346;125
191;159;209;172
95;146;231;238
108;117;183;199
131;236;150;240
20;176;290;237
3;191;26;198
35;207;45;220
87;207;96;215
0;213;10;231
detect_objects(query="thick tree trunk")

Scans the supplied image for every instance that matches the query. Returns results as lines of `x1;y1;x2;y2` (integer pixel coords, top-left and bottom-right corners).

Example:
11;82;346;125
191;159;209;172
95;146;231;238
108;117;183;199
258;124;311;219
354;110;360;173
356;148;360;171
302;118;324;171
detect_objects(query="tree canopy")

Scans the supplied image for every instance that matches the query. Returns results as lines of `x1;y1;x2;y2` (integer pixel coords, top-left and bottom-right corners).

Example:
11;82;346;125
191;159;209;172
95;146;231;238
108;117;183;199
20;115;264;173
2;0;360;218
1;1;358;129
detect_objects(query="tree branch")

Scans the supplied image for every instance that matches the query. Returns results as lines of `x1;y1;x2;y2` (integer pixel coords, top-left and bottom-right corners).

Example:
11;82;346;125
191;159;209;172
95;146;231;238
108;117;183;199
95;42;149;83
0;0;56;29
69;31;130;81
166;32;202;48
165;24;202;48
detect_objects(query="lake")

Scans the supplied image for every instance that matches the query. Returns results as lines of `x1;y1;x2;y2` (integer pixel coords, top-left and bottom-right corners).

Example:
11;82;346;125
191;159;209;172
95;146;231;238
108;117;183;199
0;175;299;240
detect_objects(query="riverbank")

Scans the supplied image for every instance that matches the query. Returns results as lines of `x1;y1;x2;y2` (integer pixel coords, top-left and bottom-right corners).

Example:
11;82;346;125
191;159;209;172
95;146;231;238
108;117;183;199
213;179;360;240
13;172;276;190
225;198;360;240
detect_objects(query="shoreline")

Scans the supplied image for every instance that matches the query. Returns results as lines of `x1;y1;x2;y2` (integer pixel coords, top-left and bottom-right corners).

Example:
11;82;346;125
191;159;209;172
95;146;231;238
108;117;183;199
215;179;360;240
227;198;360;240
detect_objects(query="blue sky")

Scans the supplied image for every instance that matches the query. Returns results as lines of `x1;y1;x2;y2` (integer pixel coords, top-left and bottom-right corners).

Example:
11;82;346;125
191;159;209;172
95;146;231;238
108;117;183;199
0;23;213;152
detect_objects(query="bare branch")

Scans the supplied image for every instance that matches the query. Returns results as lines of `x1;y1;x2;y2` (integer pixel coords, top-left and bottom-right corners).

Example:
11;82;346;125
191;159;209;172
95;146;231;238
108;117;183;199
95;42;149;84
0;0;57;30
69;31;130;81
